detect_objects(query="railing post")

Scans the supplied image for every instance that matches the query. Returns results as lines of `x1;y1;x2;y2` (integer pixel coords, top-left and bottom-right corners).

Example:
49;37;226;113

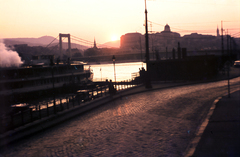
72;95;74;107
47;102;49;116
67;97;69;109
77;95;80;105
39;104;41;119
30;108;33;122
105;84;107;95
11;114;14;128
21;110;24;125
92;87;94;99
96;86;98;98
60;99;63;110
0;117;2;132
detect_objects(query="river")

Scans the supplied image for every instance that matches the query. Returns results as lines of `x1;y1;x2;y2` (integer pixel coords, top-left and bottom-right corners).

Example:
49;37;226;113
23;62;146;110
88;62;146;82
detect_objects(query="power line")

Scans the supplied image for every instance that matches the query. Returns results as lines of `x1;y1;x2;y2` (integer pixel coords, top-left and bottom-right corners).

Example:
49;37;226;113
148;20;240;35
148;20;215;33
161;0;240;6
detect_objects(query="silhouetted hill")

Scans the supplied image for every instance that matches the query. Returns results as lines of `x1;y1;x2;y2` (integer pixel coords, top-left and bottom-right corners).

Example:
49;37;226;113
99;40;120;48
3;36;89;50
4;36;58;46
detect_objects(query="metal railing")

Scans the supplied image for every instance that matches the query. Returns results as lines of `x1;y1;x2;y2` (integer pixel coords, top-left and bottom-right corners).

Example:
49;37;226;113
0;79;142;134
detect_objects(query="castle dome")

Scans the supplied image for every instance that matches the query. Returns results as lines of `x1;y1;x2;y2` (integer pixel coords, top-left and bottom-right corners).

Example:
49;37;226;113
164;24;171;32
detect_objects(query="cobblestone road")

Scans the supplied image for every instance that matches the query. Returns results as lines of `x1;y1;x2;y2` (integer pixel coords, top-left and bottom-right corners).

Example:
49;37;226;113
1;78;240;157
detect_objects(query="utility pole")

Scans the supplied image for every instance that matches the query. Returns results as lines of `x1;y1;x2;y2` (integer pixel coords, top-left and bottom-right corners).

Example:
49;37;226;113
227;30;230;98
152;36;154;60
230;36;232;61
227;30;229;56
139;37;143;67
144;0;151;88
145;0;150;65
221;21;224;55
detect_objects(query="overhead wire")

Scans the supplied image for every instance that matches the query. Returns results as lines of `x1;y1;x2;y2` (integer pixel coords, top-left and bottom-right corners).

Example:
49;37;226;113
148;20;215;33
148;20;240;37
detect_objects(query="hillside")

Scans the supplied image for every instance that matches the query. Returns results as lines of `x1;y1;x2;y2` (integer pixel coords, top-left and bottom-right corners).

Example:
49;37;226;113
4;36;58;46
99;40;120;48
3;36;89;50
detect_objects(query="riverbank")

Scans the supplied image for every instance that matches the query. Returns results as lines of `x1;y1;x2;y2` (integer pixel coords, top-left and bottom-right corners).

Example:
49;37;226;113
1;66;240;147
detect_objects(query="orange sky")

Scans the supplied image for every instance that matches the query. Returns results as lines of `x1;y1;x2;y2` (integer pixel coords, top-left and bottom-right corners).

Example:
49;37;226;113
1;0;239;45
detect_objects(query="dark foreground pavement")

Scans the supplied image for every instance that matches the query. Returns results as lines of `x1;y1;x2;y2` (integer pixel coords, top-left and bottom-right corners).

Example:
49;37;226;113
186;90;240;157
1;67;240;156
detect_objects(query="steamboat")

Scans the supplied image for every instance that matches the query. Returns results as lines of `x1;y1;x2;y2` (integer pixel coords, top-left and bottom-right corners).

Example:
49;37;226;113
0;55;92;113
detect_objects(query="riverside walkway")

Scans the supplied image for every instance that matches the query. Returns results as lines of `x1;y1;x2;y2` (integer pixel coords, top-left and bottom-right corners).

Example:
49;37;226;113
0;67;240;156
188;90;240;157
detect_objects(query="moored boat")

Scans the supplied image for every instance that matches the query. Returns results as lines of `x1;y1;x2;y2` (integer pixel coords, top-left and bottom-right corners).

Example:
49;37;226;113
0;62;93;110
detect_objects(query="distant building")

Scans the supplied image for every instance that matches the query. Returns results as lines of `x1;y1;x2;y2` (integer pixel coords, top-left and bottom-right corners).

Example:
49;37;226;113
181;33;219;51
120;24;227;52
152;24;181;52
120;24;180;52
120;32;142;50
217;26;220;37
93;38;97;49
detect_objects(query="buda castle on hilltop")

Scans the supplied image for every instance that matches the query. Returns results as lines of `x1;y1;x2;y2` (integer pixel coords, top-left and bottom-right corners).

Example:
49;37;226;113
120;24;229;53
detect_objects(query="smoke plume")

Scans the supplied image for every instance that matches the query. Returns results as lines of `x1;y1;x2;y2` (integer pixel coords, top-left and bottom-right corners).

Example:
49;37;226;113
0;39;23;67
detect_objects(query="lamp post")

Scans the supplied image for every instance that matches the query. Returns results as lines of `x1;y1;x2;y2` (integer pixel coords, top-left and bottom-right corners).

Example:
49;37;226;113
112;55;116;83
144;0;152;88
100;68;102;81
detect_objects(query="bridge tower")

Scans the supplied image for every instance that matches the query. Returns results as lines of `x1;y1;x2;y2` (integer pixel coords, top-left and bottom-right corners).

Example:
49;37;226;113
59;33;71;60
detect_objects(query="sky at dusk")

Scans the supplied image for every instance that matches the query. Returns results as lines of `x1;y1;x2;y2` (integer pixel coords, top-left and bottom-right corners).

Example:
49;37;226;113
1;0;240;45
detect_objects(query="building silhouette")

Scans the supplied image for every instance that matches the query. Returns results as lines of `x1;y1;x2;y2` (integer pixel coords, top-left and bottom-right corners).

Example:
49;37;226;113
93;37;97;49
120;24;230;53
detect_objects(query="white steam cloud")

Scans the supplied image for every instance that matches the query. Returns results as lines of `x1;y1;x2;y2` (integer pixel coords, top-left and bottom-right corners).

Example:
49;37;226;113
0;39;23;67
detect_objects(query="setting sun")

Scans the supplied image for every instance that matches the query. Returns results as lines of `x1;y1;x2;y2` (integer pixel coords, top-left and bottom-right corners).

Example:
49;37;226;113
111;35;118;41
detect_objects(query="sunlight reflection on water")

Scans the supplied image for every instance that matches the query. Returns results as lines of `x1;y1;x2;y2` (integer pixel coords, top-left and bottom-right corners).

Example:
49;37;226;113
88;62;146;82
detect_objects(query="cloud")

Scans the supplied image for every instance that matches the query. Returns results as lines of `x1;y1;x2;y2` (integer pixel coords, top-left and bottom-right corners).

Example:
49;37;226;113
0;39;23;67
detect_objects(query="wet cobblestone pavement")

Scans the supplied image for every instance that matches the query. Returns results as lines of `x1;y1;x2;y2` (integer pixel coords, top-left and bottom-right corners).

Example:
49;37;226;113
1;78;240;157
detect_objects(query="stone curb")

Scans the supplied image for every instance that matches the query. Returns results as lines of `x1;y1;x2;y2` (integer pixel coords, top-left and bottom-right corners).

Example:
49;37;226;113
183;89;240;157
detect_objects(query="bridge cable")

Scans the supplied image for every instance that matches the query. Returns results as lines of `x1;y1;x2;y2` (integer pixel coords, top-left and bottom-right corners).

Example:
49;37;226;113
46;35;59;48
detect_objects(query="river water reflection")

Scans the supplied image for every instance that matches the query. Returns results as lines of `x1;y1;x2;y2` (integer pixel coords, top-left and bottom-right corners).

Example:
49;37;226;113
88;62;146;82
27;62;146;110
